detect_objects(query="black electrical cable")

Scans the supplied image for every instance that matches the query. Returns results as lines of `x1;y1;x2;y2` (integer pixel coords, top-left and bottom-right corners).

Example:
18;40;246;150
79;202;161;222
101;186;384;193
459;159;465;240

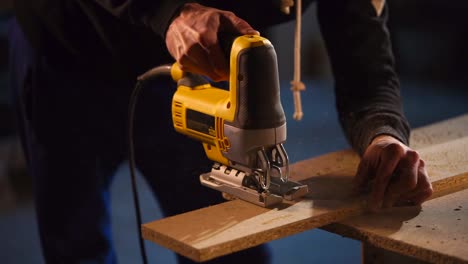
128;65;172;264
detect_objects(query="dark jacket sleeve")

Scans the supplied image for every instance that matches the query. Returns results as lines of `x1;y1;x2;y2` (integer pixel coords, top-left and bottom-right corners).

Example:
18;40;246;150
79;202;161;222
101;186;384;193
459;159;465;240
317;0;410;155
92;0;195;38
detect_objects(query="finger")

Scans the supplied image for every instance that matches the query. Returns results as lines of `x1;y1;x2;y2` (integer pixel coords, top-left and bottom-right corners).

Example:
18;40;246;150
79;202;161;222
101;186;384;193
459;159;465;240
165;22;187;60
195;42;229;81
353;158;372;194
382;150;420;208
220;11;259;35
192;26;229;81
208;43;229;81
397;160;433;206
179;44;223;80
369;143;404;211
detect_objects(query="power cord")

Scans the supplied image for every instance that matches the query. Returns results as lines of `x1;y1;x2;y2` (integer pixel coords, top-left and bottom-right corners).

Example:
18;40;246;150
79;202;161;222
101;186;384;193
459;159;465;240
128;65;172;264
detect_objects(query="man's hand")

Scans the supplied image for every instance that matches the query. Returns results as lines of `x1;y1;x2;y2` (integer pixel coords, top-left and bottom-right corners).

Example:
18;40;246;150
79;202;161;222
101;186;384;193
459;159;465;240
354;135;433;212
166;3;259;81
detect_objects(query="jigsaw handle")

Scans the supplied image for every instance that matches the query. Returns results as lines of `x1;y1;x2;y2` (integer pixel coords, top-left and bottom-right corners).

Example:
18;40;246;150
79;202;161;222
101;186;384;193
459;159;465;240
170;35;286;131
229;36;286;129
169;32;237;84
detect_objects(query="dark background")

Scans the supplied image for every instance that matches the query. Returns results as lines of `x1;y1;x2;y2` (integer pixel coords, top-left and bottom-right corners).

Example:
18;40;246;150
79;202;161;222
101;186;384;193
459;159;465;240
0;1;467;263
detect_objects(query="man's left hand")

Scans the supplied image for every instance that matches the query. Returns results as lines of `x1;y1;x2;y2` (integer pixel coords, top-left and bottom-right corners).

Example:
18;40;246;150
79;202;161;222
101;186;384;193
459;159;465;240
353;135;433;212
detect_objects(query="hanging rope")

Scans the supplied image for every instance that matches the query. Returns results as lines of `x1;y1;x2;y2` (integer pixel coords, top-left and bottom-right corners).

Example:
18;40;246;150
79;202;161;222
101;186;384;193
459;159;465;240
281;0;305;121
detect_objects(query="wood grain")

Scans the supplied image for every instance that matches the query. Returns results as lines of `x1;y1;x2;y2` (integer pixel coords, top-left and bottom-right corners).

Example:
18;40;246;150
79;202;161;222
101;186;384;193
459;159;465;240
325;188;468;263
142;114;468;262
410;114;468;149
143;148;365;262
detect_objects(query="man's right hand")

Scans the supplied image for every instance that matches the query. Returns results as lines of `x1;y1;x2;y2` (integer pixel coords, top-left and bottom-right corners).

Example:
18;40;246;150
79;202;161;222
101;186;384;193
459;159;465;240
165;3;259;81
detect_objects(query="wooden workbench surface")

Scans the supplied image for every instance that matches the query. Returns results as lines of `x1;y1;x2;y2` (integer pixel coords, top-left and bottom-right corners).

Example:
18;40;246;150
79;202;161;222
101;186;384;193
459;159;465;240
322;114;468;263
142;114;468;262
326;188;468;263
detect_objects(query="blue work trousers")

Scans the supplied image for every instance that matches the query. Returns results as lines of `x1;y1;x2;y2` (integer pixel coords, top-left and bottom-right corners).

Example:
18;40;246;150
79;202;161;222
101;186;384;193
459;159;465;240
8;18;270;264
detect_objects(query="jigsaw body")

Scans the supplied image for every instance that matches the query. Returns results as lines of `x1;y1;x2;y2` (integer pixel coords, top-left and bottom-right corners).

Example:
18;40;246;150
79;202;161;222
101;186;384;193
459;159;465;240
170;35;308;207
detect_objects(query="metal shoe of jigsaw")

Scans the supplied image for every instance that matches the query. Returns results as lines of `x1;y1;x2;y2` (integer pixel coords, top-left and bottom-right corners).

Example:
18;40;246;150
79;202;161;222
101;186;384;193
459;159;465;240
169;35;308;207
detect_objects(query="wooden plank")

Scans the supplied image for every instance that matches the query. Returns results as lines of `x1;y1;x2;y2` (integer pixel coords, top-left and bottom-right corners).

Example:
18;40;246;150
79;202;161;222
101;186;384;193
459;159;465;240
321;114;468;263
143;149;361;262
325;188;468;263
142;131;468;262
410;114;468;149
419;137;468;200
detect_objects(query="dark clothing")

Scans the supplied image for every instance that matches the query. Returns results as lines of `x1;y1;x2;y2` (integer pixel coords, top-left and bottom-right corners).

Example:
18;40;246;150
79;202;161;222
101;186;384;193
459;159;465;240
14;0;410;154
10;0;410;263
9;18;270;264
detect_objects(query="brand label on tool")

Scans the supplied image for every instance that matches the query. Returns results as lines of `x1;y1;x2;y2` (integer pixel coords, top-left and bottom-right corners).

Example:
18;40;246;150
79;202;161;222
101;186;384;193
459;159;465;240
186;109;216;137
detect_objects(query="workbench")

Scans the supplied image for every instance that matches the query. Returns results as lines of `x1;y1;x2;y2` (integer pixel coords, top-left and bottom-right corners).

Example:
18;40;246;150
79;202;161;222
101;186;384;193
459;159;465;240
142;114;468;263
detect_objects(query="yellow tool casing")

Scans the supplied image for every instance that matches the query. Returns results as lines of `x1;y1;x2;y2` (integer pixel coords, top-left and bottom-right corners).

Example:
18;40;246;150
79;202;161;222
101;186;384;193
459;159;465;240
170;35;285;168
171;79;230;165
168;35;310;207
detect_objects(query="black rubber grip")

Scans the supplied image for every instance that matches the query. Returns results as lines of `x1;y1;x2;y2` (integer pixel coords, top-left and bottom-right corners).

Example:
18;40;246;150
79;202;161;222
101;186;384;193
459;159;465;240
232;44;286;129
